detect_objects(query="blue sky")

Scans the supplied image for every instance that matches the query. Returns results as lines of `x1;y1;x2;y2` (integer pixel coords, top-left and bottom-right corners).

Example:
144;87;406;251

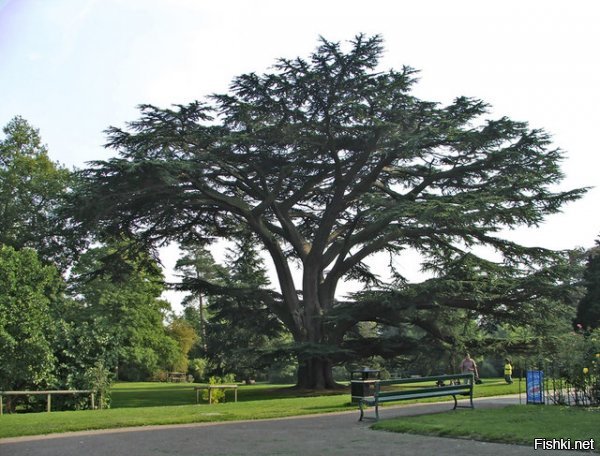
1;0;599;308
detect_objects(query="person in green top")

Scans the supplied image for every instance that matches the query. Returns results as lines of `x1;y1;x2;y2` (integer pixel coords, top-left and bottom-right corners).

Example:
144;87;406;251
504;358;513;384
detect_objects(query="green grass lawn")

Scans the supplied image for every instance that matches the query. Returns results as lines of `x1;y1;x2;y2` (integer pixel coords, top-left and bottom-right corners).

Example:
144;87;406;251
0;392;351;439
109;381;336;408
373;405;600;452
109;378;521;408
0;378;519;439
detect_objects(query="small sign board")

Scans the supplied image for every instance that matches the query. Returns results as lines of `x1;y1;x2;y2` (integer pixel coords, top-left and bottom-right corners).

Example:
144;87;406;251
526;370;545;405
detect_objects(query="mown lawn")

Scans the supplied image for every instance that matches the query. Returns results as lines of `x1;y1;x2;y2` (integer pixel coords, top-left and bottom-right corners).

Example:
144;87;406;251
373;405;600;452
110;381;331;408
110;378;521;408
0;378;518;439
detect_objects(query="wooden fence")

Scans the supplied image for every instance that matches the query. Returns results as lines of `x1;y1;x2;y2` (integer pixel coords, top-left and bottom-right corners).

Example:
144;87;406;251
0;390;100;415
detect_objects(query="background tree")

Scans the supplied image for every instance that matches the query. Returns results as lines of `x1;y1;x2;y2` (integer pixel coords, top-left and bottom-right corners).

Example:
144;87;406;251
166;317;199;373
576;238;600;330
0;246;60;398
51;295;119;395
72;35;585;389
0;116;76;270
175;243;224;352
203;231;288;382
71;241;179;380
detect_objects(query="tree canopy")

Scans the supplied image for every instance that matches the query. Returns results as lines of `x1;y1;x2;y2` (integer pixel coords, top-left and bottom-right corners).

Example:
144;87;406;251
70;241;180;381
0;245;61;391
576;239;600;330
203;231;288;382
72;35;585;388
0;116;76;270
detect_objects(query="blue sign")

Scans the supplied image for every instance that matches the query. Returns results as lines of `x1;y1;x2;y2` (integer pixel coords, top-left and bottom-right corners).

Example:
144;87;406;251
526;370;545;404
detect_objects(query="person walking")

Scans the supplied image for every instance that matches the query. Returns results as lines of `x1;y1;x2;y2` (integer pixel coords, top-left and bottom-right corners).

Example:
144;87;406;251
459;353;478;383
504;358;513;384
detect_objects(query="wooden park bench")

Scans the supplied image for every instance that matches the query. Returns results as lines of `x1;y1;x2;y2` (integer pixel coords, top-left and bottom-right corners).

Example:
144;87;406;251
357;373;474;421
166;372;187;383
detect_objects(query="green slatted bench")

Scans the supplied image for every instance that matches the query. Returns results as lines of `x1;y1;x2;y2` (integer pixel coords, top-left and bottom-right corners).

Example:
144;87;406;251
357;373;475;421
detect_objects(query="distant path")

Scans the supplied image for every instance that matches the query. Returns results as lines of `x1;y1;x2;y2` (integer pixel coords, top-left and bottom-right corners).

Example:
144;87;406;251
0;396;582;455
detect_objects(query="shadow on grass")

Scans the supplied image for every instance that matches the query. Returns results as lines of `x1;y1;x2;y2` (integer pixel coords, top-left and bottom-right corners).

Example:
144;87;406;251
111;384;351;409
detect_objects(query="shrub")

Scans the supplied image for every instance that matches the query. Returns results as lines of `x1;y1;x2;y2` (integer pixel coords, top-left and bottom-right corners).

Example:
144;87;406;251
201;374;236;404
150;370;168;382
84;361;113;409
551;329;600;405
189;358;209;382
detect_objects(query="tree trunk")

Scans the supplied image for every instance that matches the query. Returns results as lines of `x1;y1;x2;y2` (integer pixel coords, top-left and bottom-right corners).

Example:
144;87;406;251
198;292;207;350
296;357;339;390
292;269;343;390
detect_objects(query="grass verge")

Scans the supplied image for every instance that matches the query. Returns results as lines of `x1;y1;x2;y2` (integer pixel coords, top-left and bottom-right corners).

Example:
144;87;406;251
373;405;600;452
0;394;351;439
0;378;518;439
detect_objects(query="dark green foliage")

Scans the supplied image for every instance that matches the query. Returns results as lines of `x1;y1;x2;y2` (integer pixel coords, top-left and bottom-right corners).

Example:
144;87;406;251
72;35;585;388
70;241;180;380
175;244;224;354
0;116;78;270
576;239;600;329
51;297;119;405
203;231;288;382
0;246;60;392
339;251;582;360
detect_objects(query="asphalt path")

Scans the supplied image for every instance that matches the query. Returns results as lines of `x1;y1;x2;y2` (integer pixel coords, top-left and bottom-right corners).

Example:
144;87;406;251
0;395;588;455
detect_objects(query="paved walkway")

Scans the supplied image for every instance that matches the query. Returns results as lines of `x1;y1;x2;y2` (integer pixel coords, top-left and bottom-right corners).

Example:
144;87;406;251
0;396;585;455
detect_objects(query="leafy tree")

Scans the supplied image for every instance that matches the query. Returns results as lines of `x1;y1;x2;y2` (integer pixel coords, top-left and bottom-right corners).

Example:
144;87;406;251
0;246;60;393
166;317;199;372
72;35;585;389
70;241;180;380
576;239;600;329
0;116;76;269
51;297;119;397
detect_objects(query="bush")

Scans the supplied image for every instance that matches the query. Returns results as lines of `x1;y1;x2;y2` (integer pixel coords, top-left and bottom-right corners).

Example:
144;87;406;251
84;361;112;409
551;329;600;405
150;370;169;382
189;358;209;382
201;374;236;404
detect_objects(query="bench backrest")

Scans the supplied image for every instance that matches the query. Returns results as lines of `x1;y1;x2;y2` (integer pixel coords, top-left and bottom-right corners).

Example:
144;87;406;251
378;373;473;386
375;373;474;396
377;384;471;398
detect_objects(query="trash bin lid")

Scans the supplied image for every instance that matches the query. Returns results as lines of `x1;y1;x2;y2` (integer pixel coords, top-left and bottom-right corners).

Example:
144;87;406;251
350;368;381;380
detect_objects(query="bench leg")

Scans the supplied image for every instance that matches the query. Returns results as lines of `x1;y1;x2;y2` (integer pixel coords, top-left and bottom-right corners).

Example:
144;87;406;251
375;401;379;421
358;401;364;421
452;395;457;410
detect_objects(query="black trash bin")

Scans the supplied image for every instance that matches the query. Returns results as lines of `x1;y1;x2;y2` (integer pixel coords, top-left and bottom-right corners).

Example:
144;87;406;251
350;368;381;403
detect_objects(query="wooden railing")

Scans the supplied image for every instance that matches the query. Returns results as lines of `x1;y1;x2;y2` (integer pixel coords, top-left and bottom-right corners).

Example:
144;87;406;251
0;390;100;415
193;384;238;404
